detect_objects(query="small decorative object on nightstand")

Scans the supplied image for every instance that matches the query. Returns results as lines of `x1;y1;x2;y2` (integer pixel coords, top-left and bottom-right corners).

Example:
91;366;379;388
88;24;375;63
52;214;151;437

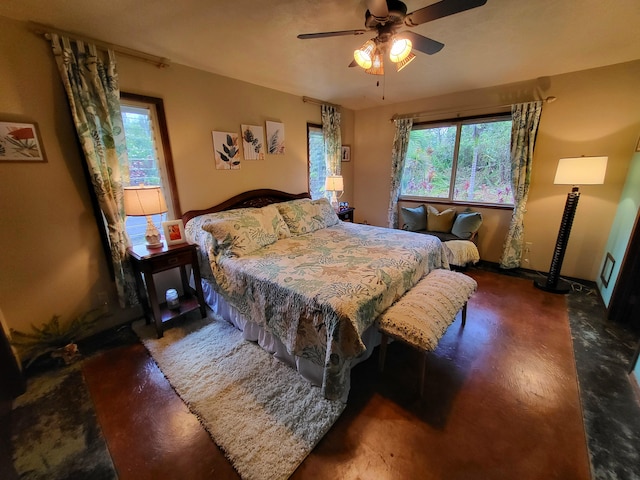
128;243;206;338
337;207;355;222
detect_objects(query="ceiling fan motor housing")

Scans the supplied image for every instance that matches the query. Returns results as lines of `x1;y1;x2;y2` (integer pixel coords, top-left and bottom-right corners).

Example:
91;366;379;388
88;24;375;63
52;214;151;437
365;0;408;29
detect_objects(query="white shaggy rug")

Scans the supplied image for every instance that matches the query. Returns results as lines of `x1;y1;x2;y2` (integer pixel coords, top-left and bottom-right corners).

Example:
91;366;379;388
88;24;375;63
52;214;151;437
133;313;345;480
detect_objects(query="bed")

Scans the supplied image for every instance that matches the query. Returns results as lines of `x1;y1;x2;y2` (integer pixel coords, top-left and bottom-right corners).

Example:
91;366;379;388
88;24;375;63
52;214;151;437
183;189;448;401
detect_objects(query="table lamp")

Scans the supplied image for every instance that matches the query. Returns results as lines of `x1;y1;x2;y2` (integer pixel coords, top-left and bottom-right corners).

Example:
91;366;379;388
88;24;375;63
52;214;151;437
324;175;344;211
123;185;168;249
534;156;607;293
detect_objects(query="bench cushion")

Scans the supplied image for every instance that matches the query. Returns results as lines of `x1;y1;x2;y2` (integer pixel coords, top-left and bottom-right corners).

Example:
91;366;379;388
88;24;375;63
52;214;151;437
443;240;480;267
377;269;477;351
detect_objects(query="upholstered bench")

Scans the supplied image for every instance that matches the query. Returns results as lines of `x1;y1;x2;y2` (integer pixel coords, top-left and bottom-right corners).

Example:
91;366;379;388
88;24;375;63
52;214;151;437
377;268;478;397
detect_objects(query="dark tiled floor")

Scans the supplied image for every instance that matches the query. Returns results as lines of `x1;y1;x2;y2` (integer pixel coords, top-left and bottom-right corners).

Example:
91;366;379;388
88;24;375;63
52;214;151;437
3;266;640;479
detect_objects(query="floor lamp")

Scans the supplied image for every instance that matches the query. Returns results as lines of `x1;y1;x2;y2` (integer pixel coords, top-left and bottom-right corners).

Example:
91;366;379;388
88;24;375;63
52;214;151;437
534;156;608;294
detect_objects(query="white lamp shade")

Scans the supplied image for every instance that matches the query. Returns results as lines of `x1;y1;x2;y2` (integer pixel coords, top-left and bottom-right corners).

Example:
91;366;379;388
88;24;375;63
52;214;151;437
123;185;168;216
553;156;608;185
325;175;344;192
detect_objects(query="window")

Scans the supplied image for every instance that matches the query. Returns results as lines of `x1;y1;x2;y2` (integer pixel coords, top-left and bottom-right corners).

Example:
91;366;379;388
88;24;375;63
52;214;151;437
121;93;178;245
307;123;327;200
400;115;514;206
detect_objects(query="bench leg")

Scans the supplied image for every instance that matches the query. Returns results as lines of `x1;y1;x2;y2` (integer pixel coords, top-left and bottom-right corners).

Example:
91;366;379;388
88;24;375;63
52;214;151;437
420;351;428;398
378;334;388;372
461;303;467;327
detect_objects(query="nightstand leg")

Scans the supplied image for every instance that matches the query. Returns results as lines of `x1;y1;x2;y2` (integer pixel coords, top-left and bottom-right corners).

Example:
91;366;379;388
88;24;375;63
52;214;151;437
190;250;207;318
144;271;163;338
132;267;152;325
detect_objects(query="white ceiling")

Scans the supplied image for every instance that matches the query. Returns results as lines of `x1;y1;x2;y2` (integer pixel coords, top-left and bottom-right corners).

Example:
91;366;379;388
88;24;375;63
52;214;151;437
2;0;640;110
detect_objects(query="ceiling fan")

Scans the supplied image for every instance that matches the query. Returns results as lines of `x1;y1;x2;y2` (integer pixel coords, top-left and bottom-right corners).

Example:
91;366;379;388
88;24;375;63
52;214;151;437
297;0;487;74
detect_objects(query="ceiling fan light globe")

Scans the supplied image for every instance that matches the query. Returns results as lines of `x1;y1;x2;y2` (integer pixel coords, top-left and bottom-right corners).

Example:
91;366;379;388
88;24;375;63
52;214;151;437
354;50;373;69
389;38;412;63
365;52;385;75
396;52;416;71
354;39;376;69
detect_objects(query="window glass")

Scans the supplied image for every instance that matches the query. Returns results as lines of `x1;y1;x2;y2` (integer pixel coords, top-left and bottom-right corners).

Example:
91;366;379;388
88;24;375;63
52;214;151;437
121;100;171;245
401;125;456;199
307;124;327;200
454;120;512;203
401;116;514;206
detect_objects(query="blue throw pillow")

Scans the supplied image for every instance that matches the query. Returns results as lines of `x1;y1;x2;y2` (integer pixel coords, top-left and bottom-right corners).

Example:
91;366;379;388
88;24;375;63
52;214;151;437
400;205;427;231
451;211;483;239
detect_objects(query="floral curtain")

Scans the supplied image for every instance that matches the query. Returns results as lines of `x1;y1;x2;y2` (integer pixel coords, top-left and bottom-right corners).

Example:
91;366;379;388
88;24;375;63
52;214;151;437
387;118;413;229
499;101;543;269
321;105;342;177
50;34;138;307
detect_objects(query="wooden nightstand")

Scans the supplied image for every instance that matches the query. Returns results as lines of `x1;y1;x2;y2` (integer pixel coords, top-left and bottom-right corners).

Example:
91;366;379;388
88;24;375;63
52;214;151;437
128;242;207;338
337;207;355;222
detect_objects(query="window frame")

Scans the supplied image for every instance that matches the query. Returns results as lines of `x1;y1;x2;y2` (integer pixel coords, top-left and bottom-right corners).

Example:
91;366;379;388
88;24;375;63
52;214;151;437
121;92;181;217
400;113;514;209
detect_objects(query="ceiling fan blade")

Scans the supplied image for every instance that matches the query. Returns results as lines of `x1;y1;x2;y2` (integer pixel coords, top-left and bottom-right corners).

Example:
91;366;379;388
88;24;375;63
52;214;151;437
298;30;367;39
404;0;487;27
402;31;444;55
366;0;389;20
348;59;358;68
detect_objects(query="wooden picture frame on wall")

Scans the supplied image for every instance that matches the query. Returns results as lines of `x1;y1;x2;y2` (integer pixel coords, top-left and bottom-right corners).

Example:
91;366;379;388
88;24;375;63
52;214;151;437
0;121;47;162
600;252;616;288
341;145;351;162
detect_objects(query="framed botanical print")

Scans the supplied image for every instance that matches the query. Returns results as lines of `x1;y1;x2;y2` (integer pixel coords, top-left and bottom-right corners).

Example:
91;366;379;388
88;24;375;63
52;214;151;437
0;121;47;162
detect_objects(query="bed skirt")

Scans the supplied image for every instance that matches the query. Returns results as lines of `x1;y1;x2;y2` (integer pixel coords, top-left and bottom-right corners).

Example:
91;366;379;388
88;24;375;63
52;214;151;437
201;280;380;402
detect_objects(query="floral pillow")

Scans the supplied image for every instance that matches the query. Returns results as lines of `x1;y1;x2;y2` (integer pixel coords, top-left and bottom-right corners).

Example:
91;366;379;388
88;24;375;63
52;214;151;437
261;204;292;239
314;197;340;228
201;205;289;257
277;197;339;235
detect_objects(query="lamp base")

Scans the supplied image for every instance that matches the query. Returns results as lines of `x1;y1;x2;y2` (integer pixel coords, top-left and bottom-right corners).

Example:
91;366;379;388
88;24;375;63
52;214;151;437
144;215;163;249
146;242;163;250
533;279;570;294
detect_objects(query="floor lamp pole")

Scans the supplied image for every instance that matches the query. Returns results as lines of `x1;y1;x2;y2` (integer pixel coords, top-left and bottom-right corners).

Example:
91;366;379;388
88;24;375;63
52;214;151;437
534;186;580;294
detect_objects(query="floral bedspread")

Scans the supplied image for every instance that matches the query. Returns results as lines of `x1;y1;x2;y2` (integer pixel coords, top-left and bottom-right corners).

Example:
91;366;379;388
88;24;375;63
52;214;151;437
188;219;447;400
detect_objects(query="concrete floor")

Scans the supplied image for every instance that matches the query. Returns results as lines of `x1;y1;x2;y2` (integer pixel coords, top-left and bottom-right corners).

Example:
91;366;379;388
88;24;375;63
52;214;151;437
3;267;639;479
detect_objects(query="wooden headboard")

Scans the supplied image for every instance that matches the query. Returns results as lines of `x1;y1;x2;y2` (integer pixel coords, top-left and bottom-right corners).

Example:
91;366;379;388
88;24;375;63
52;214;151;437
182;189;310;225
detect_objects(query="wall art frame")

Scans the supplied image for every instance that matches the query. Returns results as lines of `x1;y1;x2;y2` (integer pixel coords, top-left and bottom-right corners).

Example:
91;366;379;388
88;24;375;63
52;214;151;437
0;121;47;162
341;145;351;162
600;252;616;288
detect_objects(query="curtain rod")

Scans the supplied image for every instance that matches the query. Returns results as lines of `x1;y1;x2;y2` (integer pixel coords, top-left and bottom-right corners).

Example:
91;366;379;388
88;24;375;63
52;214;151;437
29;22;171;69
302;96;342;109
390;96;557;122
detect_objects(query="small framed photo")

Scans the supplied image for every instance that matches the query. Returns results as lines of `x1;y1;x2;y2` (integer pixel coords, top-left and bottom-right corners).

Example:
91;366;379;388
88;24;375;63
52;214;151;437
600;252;615;288
162;220;186;246
341;145;351;162
0;121;47;162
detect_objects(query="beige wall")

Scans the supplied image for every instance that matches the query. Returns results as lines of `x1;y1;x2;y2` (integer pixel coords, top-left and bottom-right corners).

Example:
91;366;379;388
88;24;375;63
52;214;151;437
353;62;640;281
118;58;355;215
1;13;639;338
0;16;354;334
